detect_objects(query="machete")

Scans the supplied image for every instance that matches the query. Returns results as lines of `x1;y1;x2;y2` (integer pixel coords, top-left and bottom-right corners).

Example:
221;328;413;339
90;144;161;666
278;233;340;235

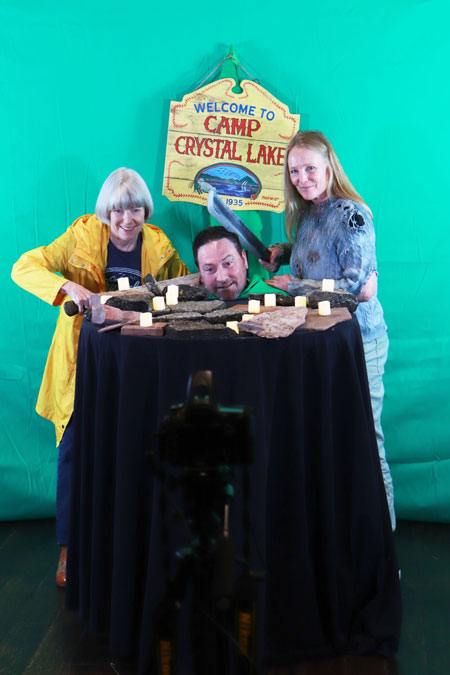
200;182;271;263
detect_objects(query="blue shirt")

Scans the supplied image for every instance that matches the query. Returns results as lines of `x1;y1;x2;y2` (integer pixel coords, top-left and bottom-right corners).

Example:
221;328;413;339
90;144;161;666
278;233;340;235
284;198;387;341
105;234;142;291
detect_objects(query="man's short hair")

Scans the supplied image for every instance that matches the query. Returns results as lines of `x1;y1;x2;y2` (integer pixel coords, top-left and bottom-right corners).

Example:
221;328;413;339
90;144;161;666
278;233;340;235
192;226;243;267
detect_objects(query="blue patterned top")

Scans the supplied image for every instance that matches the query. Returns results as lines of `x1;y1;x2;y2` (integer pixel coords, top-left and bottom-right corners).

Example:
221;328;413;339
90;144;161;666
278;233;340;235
280;198;387;341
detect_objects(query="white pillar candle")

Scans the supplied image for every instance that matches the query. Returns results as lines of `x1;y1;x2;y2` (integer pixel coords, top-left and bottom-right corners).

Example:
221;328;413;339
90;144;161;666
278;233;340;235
152;296;165;311
242;314;253;321
264;293;276;307
100;295;112;304
226;321;239;334
165;295;178;306
167;284;179;297
294;295;307;307
165;284;179;306
322;279;335;292
117;277;130;291
248;299;260;314
318;300;331;316
140;312;153;327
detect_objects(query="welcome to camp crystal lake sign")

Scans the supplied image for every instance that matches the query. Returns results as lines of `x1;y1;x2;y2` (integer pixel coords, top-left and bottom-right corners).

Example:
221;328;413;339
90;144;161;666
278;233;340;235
162;79;300;213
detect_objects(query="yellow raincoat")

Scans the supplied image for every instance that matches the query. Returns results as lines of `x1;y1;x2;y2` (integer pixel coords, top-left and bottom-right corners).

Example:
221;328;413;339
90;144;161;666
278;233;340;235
11;214;189;445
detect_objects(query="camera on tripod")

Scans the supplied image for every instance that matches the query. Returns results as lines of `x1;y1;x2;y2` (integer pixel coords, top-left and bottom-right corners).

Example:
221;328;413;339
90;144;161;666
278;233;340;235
158;370;253;469
151;371;261;675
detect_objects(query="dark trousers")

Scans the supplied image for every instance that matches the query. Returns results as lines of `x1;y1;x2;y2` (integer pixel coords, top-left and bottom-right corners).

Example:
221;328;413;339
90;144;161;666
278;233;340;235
56;417;73;545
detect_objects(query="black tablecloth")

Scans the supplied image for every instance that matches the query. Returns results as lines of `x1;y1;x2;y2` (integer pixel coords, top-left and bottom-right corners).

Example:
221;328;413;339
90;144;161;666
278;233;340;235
66;316;401;673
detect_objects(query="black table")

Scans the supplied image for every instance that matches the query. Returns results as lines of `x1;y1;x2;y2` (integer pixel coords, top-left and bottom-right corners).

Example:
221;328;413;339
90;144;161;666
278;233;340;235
66;316;401;673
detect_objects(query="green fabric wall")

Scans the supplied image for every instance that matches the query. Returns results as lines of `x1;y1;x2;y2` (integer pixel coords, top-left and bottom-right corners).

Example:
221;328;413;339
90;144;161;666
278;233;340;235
2;1;449;521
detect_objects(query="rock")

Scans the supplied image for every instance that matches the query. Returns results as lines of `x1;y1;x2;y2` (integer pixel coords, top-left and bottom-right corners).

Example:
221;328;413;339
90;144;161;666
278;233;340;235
248;293;295;306
154;312;204;322
143;274;159;294
105;294;153;312
306;290;358;313
169;300;226;314
203;308;248;324
238;307;308;338
175;285;210;301
143;274;208;301
165;321;234;339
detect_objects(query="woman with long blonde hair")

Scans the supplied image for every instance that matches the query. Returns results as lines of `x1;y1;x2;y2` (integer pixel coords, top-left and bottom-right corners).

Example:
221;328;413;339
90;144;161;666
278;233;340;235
283;130;372;241
262;130;395;529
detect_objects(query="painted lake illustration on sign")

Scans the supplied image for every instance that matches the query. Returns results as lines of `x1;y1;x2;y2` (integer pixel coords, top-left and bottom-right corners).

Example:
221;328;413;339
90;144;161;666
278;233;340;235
194;163;261;199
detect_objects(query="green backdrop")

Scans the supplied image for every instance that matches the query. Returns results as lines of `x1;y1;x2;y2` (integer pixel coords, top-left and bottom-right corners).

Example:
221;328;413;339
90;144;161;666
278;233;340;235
2;1;449;522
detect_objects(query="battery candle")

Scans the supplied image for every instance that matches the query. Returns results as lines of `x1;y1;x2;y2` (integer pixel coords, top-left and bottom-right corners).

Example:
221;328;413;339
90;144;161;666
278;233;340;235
100;295;112;304
294;296;307;307
166;285;179;306
318;300;331;316
242;314;253;321
117;277;130;291
226;321;239;334
152;296;165;311
140;312;153;327
248;299;260;314
264;293;276;307
322;279;335;292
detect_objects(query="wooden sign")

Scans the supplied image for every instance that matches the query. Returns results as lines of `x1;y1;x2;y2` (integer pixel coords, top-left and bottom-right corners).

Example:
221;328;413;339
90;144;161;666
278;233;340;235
162;79;300;213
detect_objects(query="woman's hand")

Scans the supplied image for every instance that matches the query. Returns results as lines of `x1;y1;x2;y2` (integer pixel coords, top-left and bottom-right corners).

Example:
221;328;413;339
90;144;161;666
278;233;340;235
357;271;378;302
60;281;94;314
264;274;291;292
259;246;283;273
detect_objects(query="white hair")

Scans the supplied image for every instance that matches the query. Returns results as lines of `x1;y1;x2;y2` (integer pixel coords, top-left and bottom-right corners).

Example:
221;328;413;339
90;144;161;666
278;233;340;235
95;167;154;225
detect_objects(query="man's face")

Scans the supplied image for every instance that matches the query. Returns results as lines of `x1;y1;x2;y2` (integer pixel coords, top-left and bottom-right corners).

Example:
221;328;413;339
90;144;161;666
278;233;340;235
197;238;248;300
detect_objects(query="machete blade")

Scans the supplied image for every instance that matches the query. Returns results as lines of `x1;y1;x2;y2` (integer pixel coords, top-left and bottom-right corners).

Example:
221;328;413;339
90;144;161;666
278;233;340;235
202;184;271;263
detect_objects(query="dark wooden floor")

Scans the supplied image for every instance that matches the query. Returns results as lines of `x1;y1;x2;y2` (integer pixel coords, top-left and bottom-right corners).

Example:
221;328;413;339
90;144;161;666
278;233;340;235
0;518;449;674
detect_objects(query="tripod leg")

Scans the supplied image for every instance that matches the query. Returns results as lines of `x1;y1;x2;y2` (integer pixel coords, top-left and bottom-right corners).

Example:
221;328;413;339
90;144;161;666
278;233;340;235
234;573;259;675
151;555;193;675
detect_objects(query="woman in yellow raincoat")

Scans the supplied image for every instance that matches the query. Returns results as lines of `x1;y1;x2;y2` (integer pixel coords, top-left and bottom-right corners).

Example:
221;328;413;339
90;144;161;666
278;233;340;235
12;167;189;586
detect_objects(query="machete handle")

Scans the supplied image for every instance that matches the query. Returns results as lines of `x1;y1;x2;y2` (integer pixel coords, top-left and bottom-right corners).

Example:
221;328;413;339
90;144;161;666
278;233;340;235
259;247;272;264
63;300;80;316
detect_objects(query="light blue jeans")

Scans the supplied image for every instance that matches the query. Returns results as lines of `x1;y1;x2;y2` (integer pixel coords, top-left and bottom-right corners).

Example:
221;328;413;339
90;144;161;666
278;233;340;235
363;332;396;530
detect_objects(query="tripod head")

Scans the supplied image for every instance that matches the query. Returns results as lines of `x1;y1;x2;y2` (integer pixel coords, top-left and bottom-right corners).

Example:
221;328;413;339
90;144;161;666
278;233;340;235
158;369;253;469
